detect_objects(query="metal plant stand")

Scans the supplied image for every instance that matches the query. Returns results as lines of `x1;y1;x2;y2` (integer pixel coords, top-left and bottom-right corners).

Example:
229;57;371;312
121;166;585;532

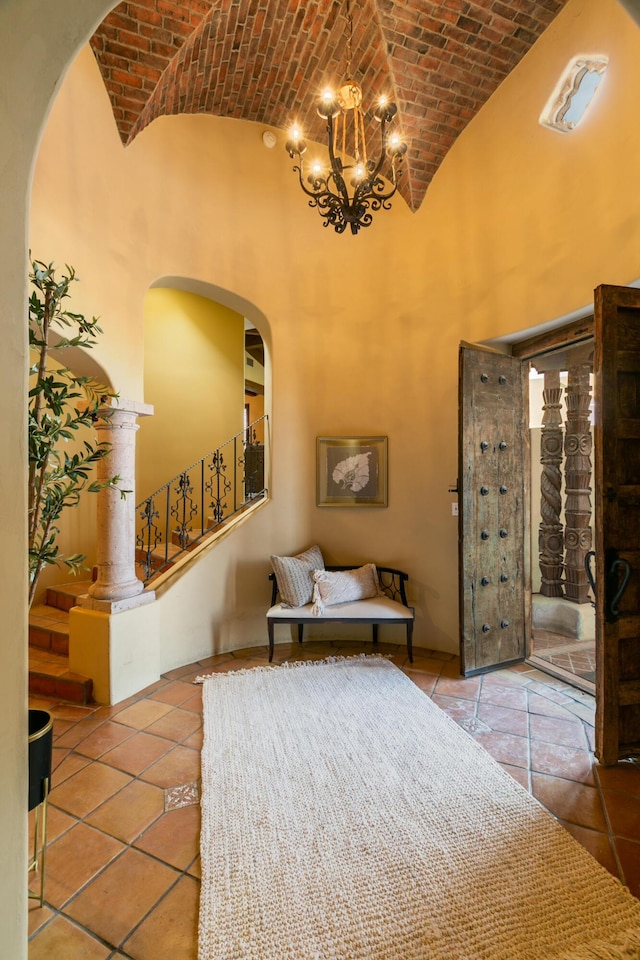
28;709;53;907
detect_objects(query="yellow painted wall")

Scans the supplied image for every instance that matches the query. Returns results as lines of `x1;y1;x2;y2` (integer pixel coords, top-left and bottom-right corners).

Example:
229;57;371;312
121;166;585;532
139;288;245;500
27;0;640;678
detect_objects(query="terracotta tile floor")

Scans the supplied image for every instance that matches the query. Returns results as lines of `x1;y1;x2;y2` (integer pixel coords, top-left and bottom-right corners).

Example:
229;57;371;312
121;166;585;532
532;629;597;684
28;640;640;959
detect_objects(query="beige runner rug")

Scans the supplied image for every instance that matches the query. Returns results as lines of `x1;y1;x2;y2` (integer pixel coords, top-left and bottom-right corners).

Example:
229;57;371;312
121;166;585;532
198;656;640;960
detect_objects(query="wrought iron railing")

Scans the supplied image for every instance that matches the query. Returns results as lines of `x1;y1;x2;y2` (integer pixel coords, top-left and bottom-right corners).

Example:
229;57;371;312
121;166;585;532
136;415;268;582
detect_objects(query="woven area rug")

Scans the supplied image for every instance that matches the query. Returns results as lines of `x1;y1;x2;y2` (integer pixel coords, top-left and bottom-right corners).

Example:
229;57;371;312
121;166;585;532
198;656;640;960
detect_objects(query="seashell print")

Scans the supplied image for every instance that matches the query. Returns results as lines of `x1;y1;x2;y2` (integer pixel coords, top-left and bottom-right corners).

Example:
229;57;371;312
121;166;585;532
332;452;372;492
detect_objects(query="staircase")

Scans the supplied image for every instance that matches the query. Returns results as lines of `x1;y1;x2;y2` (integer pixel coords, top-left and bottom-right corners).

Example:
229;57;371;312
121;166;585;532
28;581;94;704
136;416;267;584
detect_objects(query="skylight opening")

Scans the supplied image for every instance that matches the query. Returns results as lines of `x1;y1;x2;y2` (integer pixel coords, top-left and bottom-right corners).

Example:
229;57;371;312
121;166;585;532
539;55;608;134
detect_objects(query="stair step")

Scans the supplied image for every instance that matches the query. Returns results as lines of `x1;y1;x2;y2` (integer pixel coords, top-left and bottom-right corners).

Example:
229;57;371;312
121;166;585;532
28;648;93;705
135;544;181;583
29;604;70;656
29;594;95;704
46;580;92;611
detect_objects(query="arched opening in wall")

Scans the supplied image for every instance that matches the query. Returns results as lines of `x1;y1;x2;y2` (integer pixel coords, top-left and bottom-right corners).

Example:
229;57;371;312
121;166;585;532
244;321;266;495
141;277;269;501
136;277;270;580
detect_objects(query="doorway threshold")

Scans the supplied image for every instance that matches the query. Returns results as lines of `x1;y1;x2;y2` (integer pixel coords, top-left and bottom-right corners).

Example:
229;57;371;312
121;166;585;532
526;655;595;696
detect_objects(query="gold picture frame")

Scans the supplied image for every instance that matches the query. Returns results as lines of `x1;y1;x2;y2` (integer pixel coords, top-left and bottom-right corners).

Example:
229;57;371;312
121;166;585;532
316;436;388;507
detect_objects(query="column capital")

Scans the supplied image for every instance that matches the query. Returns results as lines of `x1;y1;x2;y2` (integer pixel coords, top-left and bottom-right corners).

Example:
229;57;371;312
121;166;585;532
97;397;154;420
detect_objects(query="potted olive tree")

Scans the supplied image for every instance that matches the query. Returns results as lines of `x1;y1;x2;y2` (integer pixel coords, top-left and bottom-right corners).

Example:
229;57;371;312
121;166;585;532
28;258;121;606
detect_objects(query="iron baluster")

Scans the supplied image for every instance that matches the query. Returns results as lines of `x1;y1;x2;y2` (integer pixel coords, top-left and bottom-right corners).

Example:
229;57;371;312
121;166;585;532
134;415;268;583
164;485;170;568
207;448;231;525
136;496;161;580
200;458;205;539
243;428;263;500
233;434;238;513
170;471;197;549
239;435;247;500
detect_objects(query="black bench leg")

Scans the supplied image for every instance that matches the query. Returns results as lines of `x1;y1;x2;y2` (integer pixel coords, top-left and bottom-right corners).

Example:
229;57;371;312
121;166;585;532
268;621;275;662
297;623;304;644
372;623;378;645
407;622;414;663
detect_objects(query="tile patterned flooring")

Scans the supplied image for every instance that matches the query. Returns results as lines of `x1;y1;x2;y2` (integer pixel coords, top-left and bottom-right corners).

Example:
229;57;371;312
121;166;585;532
28;640;640;959
532;629;597;685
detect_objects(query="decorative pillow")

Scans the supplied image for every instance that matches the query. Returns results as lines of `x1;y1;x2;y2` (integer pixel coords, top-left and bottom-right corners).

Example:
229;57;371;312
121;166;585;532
311;563;382;615
270;545;325;608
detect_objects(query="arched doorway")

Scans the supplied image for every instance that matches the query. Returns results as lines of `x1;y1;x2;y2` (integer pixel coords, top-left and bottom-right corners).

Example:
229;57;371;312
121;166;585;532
0;4;119;955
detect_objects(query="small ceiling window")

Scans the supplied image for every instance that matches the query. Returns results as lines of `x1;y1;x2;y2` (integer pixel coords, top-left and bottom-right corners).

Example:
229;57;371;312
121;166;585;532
539;55;608;134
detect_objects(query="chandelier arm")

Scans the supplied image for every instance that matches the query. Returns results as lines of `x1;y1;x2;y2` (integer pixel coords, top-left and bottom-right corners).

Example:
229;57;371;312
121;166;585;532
354;182;396;206
373;116;398;187
352;119;398;205
292;161;328;201
325;116;351;205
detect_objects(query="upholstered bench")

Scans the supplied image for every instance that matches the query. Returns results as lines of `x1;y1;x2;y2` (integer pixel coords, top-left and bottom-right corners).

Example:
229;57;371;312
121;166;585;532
267;563;414;663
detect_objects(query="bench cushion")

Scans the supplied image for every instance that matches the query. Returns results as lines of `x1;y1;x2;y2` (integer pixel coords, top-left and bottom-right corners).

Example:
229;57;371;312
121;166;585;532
267;596;413;621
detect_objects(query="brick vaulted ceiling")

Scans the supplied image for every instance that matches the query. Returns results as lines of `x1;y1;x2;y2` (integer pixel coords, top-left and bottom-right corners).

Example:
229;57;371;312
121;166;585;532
90;0;568;213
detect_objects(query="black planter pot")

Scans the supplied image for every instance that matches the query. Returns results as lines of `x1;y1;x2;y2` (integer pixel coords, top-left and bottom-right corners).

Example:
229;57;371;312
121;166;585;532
28;709;53;905
28;709;53;811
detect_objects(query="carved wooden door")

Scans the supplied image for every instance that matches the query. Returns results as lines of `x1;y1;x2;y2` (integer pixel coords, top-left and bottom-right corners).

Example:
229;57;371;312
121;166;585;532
594;284;640;764
458;344;529;675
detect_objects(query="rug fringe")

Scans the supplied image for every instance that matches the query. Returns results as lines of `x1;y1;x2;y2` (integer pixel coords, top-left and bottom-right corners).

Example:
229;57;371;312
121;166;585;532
555;929;640;960
193;652;392;683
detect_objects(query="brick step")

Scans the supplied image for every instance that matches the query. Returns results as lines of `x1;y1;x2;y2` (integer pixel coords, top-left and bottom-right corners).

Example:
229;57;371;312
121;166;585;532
29;584;96;704
46;580;93;611
28;647;94;705
29;604;71;656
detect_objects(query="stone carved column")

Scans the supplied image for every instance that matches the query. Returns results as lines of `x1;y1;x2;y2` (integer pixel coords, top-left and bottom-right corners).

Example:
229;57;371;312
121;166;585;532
539;370;564;597
563;364;593;604
87;399;154;604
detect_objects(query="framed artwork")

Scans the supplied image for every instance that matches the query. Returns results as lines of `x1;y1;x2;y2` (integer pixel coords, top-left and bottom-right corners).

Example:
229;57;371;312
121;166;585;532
316;436;388;507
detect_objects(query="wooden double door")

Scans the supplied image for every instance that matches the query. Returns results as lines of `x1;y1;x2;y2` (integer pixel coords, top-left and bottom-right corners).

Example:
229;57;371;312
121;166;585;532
458;284;640;765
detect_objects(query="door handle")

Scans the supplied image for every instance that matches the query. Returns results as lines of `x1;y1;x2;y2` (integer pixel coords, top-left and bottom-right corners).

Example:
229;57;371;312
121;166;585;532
603;548;632;623
585;550;632;622
608;557;631;621
585;551;596;600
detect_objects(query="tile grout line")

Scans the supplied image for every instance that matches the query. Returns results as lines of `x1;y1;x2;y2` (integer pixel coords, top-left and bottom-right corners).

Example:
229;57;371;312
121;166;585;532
591;762;627;887
523;681;534;795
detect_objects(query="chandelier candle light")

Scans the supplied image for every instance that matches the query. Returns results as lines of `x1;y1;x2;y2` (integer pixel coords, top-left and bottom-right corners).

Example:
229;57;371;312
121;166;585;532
286;1;406;235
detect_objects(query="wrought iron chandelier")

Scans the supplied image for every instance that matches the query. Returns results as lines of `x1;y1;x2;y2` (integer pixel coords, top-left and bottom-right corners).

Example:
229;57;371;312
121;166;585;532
285;0;406;235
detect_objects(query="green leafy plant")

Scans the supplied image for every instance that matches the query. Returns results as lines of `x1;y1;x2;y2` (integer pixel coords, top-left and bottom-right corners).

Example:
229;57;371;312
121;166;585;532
28;258;122;605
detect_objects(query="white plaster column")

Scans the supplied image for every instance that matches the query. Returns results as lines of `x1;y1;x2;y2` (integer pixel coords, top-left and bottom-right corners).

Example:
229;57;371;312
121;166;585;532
86;398;154;605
